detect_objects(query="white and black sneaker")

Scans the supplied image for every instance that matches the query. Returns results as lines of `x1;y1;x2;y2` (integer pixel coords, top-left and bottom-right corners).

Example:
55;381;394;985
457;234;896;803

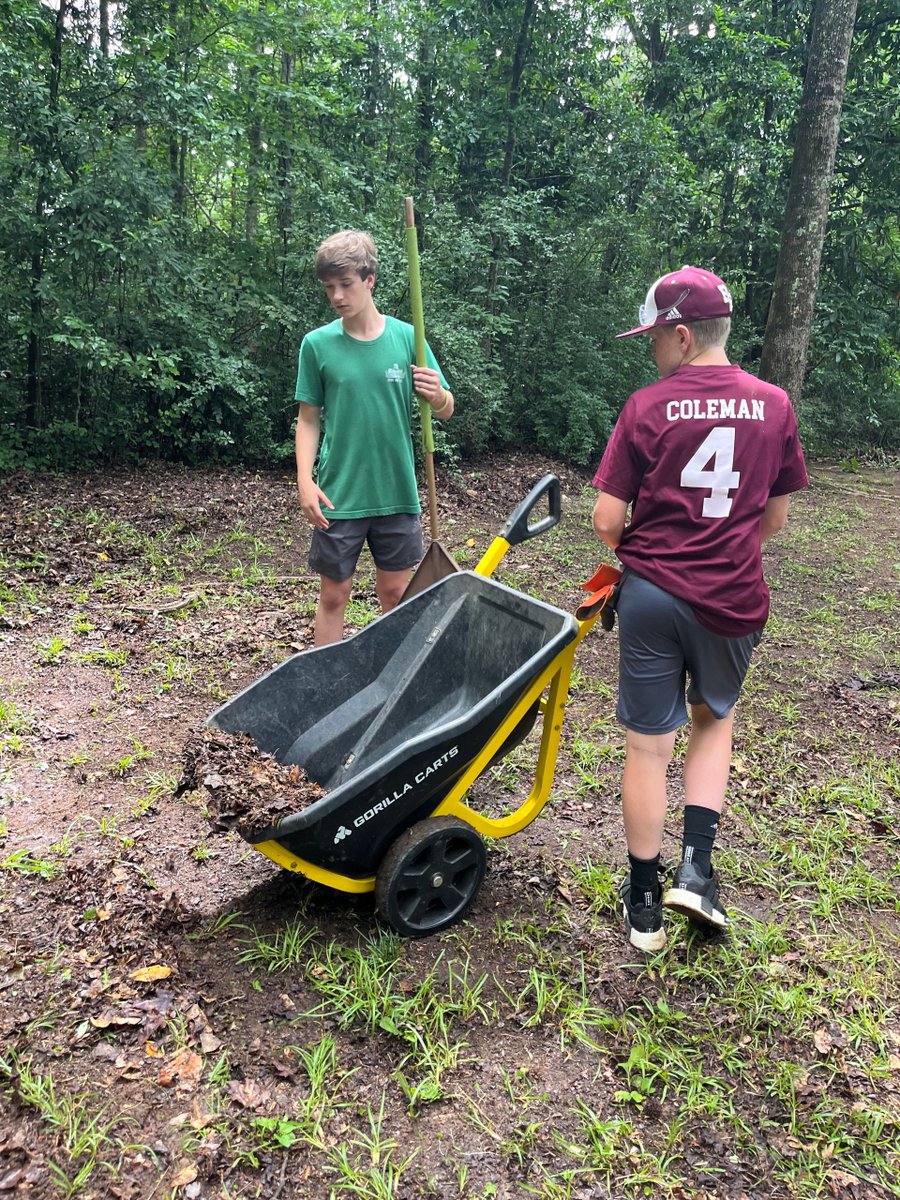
618;875;666;952
663;862;727;928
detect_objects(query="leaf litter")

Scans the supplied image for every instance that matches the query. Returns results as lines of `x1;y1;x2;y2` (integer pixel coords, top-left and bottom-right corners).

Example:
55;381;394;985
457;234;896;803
176;727;326;839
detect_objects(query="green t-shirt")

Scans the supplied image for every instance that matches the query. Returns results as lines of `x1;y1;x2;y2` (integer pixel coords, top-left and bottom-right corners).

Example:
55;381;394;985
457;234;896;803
295;316;448;520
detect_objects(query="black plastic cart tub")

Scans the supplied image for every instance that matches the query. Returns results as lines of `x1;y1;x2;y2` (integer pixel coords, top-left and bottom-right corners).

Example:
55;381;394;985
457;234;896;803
209;570;578;880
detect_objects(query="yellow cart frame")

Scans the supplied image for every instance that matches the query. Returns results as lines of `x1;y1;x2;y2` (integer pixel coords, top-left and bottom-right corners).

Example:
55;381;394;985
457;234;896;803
253;530;601;894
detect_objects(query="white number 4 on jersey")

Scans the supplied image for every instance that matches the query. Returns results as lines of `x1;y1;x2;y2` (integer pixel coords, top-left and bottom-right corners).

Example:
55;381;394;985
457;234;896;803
680;427;740;518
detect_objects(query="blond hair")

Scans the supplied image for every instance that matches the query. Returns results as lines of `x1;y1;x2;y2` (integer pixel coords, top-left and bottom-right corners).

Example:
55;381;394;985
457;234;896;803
315;230;378;281
687;316;732;350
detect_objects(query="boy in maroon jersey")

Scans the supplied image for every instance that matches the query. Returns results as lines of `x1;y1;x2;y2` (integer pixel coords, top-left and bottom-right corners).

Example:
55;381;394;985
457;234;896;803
592;266;808;951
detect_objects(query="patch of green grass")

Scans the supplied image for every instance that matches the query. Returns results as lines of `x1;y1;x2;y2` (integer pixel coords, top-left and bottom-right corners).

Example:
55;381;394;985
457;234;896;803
73;645;129;669
482;742;528;794
14;550;52;575
80;509;145;550
501;1064;550;1110
70;612;95;636
569;721;623;789
345;596;379;629
0;733;25;757
859;588;899;612
0;1050;145;1197
569;856;618;918
144;652;195;690
79;813;137;851
493;567;546;601
186;910;245;943
324;1093;417;1196
237;912;320;973
205;666;231;701
108;739;154;777
496;956;614;1053
554;1101;677;1190
568;664;615;699
131;770;177;815
183;1037;355;1172
0;575;40;616
231;1114;307;1168
1;846;67;880
35;634;69;665
728;762;900;919
0;695;36;757
299;935;494;1111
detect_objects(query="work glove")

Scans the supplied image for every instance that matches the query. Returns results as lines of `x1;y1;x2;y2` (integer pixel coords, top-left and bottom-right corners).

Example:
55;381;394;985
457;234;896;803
576;563;622;630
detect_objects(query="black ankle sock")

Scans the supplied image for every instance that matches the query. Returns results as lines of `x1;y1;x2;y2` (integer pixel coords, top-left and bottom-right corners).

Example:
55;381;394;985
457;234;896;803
682;805;719;875
628;852;661;906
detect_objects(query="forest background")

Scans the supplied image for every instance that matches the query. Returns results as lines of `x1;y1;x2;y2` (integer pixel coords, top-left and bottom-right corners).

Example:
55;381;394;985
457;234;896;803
0;0;897;473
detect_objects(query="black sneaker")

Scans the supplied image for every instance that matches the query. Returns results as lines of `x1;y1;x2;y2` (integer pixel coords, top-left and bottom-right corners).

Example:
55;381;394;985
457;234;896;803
618;875;666;952
663;862;727;928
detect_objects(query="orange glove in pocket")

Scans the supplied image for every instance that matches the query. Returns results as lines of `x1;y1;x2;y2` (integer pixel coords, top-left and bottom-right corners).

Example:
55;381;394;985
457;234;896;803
576;563;623;629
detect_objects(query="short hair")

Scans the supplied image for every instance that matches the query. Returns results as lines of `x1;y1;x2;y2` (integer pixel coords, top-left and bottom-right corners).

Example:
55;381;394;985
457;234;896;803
687;316;731;350
315;230;377;281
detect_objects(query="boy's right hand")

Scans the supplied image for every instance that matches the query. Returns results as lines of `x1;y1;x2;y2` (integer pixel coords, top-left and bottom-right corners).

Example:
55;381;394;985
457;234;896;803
298;482;334;530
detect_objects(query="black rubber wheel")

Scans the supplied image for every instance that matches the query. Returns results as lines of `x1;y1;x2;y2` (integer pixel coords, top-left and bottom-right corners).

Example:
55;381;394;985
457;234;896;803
375;816;487;937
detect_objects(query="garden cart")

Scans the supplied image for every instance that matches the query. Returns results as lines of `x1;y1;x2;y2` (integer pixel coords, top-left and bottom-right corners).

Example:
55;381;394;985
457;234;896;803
207;475;608;936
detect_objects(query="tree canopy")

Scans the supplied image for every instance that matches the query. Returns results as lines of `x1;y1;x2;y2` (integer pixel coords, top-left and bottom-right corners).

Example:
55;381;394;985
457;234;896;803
0;0;897;469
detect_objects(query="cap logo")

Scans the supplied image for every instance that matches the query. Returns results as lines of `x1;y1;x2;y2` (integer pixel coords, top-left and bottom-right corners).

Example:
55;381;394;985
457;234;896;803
666;305;683;320
717;283;733;310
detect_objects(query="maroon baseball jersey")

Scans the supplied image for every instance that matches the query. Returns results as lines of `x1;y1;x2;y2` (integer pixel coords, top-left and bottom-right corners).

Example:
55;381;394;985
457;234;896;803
594;364;808;636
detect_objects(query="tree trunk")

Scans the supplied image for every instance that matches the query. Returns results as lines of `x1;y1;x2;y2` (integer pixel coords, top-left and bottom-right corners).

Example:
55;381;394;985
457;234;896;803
246;103;261;241
167;0;182;211
129;0;149;149
484;0;535;359
626;15;671;111
100;0;111;58
759;0;858;406
364;0;379;118
276;49;294;266
745;0;780;337
245;0;266;242
26;220;44;430
414;24;436;198
26;0;67;429
499;0;534;196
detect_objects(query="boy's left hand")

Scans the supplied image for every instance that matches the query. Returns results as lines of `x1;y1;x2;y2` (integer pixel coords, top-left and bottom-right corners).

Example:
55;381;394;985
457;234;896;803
411;366;443;407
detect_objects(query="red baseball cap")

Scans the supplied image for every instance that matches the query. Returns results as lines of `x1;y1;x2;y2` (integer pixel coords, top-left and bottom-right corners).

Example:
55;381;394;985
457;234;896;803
617;266;733;338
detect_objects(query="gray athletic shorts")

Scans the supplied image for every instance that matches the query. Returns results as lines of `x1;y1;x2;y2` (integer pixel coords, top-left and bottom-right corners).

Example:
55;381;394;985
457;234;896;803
616;572;762;735
308;514;424;582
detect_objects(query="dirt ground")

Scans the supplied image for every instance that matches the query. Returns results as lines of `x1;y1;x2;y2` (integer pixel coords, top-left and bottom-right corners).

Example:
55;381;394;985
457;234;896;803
0;453;898;1200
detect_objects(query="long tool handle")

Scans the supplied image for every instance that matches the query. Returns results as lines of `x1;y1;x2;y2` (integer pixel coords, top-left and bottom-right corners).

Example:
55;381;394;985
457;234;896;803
404;196;439;541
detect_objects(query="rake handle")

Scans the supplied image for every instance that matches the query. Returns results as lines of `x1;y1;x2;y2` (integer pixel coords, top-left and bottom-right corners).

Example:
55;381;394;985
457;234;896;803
404;195;439;540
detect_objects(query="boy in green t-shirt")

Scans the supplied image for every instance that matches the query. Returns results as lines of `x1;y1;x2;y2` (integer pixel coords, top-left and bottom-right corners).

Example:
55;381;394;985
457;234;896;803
295;229;454;646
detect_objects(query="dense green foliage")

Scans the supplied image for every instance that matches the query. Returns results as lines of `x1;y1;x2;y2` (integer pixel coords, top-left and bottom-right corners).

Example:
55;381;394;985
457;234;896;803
0;0;897;470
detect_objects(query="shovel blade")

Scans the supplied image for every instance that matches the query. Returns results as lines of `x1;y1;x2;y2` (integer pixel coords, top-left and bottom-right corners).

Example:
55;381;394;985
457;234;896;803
401;541;461;601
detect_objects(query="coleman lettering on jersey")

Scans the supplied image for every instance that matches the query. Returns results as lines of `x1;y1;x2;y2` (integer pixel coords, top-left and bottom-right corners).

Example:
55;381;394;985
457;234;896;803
666;397;765;422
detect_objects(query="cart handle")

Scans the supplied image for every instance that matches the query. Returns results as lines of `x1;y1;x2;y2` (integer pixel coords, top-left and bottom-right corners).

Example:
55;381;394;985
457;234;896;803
498;474;561;546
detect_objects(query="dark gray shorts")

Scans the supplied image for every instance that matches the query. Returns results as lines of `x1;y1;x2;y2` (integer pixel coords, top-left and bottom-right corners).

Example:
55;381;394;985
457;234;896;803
616;572;762;735
308;514;424;582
